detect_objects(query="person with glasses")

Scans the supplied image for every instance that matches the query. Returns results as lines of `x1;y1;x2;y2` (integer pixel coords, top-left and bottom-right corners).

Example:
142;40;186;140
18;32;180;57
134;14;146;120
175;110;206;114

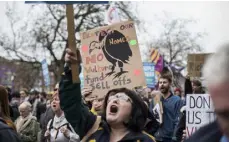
58;48;156;142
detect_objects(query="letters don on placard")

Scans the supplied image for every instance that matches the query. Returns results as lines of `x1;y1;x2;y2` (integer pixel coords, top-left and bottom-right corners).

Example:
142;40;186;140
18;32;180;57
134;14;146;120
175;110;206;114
80;21;146;97
186;94;216;137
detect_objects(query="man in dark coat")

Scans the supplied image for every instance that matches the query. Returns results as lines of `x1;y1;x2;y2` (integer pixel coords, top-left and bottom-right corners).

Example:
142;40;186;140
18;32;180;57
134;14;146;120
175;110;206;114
185;44;229;141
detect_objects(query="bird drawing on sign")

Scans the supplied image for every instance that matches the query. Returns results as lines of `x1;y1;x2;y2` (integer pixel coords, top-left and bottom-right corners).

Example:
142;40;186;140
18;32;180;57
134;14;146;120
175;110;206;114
89;30;133;79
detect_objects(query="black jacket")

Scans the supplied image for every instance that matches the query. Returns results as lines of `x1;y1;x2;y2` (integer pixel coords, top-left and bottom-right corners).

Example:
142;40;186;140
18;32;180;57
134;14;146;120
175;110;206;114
59;67;156;142
184;121;222;142
0;119;21;142
10;105;20;122
172;109;185;142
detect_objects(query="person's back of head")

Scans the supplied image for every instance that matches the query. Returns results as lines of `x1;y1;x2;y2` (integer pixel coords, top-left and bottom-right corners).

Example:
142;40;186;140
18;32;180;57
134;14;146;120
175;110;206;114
40;92;47;100
12;91;20;99
203;43;229;137
0;86;16;131
0;85;11;119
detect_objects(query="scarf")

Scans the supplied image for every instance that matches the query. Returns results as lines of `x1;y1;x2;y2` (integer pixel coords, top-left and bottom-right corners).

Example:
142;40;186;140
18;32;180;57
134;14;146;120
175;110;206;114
15;113;36;133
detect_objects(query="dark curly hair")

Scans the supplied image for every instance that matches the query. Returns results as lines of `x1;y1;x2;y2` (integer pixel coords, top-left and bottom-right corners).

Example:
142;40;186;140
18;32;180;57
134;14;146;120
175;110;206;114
102;88;148;132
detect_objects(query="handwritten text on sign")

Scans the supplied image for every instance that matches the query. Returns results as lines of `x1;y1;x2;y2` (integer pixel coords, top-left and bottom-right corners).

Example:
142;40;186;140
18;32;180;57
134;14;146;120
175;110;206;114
186;94;216;137
80;21;146;97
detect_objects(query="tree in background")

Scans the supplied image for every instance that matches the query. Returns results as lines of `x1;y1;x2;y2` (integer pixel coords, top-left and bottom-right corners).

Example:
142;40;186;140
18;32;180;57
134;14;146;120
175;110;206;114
0;2;136;89
145;13;206;88
146;15;205;66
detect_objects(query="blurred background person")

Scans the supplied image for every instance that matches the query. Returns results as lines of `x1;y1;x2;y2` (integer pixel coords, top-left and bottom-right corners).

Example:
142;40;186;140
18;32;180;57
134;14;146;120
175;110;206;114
39;85;56;142
191;79;205;94
0;85;16;131
91;95;104;115
20;89;29;104
44;91;79;142
15;101;40;142
36;92;47;121
10;91;20;122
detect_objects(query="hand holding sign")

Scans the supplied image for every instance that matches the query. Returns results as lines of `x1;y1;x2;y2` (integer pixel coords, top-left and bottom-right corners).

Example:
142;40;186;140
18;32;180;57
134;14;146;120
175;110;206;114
65;49;81;67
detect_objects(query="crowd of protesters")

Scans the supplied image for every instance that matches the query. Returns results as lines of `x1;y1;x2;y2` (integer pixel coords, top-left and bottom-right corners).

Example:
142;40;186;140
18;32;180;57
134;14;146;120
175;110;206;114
0;43;228;142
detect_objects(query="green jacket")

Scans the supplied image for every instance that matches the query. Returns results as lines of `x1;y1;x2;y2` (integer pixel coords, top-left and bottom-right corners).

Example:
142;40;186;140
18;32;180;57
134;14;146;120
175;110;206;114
59;68;156;142
15;115;40;142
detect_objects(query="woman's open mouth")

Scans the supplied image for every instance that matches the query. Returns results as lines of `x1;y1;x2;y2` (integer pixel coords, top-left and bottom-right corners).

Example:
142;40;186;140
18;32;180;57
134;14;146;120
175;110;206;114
110;105;118;114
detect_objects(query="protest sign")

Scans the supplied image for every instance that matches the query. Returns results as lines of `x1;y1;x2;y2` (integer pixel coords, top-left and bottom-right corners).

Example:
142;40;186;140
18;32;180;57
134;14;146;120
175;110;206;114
143;62;155;88
186;94;216;137
187;54;211;77
80;21;146;97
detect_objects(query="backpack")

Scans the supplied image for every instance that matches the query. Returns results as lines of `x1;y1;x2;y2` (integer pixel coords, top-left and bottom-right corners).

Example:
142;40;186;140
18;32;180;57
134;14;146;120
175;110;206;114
48;118;74;139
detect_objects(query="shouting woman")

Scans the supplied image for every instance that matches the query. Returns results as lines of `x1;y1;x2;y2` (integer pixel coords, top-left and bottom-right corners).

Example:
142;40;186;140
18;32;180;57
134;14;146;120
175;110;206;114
58;48;156;142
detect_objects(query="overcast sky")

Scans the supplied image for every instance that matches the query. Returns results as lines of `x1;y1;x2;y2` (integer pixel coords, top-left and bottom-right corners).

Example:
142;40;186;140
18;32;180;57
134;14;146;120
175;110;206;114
0;1;229;58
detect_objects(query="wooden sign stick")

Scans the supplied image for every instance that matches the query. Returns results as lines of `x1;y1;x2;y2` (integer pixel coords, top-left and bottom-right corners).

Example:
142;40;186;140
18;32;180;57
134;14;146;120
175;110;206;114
66;4;80;83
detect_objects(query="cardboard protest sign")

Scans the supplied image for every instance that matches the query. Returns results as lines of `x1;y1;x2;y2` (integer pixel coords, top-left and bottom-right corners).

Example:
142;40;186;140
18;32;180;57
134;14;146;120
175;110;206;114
80;21;146;97
187;54;211;77
186;94;216;137
143;62;155;88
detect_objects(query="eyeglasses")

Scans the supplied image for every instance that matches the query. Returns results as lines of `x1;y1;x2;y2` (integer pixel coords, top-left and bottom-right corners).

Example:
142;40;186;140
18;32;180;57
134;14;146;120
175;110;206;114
108;93;132;103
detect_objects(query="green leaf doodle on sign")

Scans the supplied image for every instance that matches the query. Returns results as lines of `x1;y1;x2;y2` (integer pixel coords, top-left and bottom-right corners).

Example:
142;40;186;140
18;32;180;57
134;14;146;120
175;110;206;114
129;40;137;46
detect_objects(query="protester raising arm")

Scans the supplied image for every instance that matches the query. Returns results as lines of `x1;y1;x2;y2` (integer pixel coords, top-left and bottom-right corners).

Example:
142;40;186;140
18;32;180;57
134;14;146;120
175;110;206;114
59;48;98;139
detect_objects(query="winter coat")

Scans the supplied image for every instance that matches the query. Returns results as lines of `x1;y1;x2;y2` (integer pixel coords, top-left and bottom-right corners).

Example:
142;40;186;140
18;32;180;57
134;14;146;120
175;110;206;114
15;114;40;142
144;110;160;137
0;118;21;142
184;121;222;142
36;100;47;121
59;67;156;142
10;104;20;122
172;106;186;142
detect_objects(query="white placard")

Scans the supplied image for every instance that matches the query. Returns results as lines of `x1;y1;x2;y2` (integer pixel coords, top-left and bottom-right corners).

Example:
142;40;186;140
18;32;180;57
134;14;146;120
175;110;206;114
186;94;216;137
